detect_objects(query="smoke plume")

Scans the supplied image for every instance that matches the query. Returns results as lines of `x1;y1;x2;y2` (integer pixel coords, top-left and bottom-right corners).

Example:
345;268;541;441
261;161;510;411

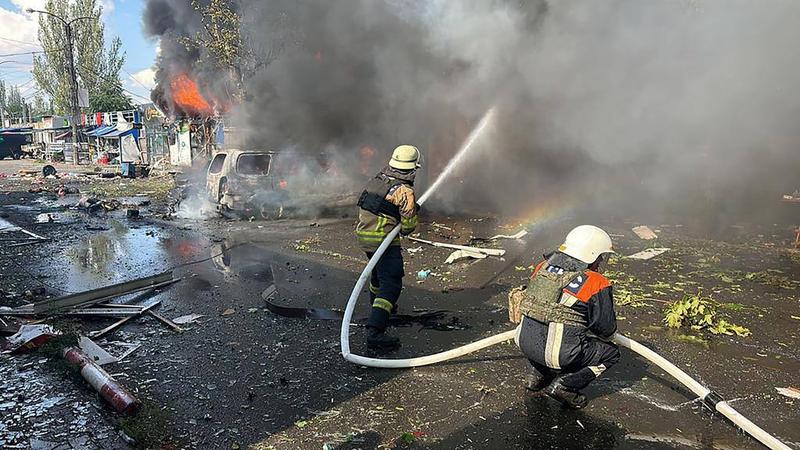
144;0;800;223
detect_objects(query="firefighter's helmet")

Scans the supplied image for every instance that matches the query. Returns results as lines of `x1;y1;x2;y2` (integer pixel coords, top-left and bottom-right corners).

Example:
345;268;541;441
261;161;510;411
389;145;421;170
559;225;614;264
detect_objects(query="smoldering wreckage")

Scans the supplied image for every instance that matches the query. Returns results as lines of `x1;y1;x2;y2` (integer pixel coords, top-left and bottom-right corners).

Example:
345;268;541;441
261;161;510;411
3;1;800;449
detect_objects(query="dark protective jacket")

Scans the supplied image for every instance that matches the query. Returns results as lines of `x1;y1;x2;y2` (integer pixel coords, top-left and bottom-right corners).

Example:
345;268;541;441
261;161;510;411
520;252;617;369
355;166;419;251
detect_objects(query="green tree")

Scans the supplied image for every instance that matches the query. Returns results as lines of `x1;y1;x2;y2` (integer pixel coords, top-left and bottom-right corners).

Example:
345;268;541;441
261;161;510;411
0;82;26;118
31;0;129;114
181;0;293;97
31;93;54;118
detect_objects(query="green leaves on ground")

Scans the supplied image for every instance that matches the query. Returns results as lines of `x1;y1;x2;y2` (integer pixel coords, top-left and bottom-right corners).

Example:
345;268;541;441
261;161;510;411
664;292;751;337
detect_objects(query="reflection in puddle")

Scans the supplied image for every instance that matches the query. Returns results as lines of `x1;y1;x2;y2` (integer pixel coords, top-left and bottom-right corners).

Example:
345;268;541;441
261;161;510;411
63;221;179;291
68;234;124;272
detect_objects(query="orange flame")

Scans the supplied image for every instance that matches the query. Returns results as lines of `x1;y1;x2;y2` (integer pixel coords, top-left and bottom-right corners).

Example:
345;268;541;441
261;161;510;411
170;73;213;116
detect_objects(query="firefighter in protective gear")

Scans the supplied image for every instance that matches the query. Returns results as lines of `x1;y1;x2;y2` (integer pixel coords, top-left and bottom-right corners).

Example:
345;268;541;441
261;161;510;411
355;145;421;351
517;225;619;409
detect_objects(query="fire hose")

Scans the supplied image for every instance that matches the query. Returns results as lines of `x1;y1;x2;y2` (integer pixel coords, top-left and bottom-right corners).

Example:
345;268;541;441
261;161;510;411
339;111;792;450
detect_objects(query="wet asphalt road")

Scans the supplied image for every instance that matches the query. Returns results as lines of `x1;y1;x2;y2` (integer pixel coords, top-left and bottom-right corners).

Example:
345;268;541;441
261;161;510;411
1;188;799;449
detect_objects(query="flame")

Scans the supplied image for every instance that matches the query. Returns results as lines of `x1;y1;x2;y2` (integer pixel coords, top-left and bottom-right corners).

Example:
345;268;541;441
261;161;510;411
359;146;376;175
170;73;213;116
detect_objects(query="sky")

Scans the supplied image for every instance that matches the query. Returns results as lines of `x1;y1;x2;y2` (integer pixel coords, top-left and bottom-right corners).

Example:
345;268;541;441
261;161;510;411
0;0;157;106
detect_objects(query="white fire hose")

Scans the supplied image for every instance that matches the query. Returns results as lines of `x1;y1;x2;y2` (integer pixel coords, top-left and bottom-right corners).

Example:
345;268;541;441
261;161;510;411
339;223;792;449
339;108;792;449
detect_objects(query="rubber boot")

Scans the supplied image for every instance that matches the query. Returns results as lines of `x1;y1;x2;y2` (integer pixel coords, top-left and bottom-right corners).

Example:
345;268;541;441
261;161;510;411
544;379;588;409
366;327;400;351
525;363;555;392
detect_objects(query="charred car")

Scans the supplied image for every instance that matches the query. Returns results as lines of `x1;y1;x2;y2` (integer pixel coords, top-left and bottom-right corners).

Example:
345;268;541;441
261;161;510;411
206;148;358;219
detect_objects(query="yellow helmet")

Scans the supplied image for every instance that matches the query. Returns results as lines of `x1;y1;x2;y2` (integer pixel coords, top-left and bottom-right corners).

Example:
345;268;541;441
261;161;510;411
559;225;614;264
389;145;421;170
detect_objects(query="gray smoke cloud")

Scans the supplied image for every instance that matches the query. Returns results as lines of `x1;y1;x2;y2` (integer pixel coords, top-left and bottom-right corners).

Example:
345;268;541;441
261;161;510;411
144;0;800;223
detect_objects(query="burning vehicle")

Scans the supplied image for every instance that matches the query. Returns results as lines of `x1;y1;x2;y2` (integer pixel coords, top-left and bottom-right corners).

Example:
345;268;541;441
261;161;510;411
207;148;359;219
206;148;285;219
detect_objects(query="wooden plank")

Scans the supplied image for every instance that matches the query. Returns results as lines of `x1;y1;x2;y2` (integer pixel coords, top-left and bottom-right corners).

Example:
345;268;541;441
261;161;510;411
33;273;175;315
89;301;162;339
146;310;184;333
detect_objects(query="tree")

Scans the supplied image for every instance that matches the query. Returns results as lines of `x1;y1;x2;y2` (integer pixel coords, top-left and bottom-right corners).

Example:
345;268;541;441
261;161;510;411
32;0;129;114
181;0;294;97
91;76;132;112
31;93;54;118
0;81;26;118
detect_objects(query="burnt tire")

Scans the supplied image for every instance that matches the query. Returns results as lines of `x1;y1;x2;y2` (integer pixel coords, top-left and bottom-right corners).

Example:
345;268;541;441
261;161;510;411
259;203;284;220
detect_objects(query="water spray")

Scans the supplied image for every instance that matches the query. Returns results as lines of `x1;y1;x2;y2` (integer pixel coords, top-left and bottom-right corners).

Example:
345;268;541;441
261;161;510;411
339;107;791;449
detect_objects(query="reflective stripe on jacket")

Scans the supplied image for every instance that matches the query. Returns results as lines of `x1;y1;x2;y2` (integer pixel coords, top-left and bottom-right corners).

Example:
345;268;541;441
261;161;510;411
356;183;418;251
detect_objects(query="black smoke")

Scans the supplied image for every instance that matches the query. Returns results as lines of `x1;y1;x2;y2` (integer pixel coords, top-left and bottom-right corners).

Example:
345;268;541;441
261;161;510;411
144;0;800;223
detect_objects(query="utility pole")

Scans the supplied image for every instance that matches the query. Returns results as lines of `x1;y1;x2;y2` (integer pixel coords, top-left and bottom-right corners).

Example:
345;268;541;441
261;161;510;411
64;23;80;163
27;8;92;164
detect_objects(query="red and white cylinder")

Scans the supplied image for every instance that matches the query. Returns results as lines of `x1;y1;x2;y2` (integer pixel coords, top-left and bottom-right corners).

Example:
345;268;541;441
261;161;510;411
63;347;142;416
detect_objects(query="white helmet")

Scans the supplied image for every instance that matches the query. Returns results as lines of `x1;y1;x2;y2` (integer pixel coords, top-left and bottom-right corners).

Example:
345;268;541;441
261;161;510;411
558;225;614;264
389;145;421;170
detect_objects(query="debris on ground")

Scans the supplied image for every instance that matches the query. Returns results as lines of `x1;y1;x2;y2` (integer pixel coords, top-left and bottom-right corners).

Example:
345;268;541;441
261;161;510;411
77;337;118;366
632;225;658;240
489;229;528;240
2;324;60;353
445;249;488;264
417;269;431;280
0;271;175;316
664;292;751;337
775;387;800;400
222;308;236;316
627;248;670;260
172;313;205;325
76;196;121;212
62;346;141;415
408;236;506;256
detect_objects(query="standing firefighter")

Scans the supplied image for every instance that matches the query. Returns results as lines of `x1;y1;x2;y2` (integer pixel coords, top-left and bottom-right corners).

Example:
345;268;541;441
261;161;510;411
355;145;421;351
514;225;619;408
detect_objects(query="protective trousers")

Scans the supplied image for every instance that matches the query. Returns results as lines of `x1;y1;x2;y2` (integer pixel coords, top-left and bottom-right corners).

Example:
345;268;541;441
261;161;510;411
518;316;620;390
366;245;404;331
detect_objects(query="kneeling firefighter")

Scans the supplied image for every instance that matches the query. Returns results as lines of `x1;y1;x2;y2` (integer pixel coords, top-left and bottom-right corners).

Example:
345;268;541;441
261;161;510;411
516;225;620;408
355;145;421;351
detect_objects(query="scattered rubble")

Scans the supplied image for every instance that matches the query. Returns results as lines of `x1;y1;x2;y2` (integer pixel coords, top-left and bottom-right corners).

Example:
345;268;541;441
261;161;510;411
627;248;670;260
445;249;488;264
632;225;658;240
775;387;800;400
408;236;506;257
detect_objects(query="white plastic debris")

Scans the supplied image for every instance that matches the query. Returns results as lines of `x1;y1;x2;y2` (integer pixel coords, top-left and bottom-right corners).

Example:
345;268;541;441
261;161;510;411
78;337;118;366
632;225;658;240
489;230;528;240
445;249;488;264
627;248;670;260
172;313;205;325
776;387;800;400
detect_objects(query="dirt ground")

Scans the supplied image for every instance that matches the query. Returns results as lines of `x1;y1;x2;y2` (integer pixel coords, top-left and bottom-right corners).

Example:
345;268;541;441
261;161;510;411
1;159;799;449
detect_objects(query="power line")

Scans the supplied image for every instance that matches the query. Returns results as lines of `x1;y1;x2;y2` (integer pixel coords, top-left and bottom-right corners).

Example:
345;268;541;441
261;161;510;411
77;62;153;102
0;36;42;52
122;67;153;92
0;50;44;57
